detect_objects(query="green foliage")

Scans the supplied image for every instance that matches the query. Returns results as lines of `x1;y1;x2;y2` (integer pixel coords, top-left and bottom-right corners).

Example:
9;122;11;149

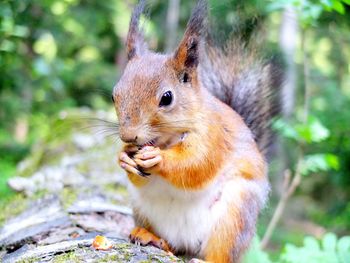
273;116;330;144
244;237;272;263
0;0;122;195
281;233;350;263
267;0;349;26
0;160;16;198
267;0;350;238
244;234;350;263
273;117;339;176
300;153;339;176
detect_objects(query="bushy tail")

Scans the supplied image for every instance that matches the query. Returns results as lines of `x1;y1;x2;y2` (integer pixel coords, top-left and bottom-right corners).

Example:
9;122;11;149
200;40;283;157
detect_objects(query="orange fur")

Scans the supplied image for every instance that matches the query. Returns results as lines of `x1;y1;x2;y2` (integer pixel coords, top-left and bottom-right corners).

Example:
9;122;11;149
204;205;240;263
144;98;265;189
127;173;148;187
150;113;229;189
203;191;256;263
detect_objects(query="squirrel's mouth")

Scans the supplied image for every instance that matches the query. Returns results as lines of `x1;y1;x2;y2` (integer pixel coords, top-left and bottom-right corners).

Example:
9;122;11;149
140;138;159;148
139;132;188;149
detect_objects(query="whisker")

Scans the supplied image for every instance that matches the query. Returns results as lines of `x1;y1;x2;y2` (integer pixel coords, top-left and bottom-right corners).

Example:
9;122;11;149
82;117;120;126
84;87;114;100
93;128;120;135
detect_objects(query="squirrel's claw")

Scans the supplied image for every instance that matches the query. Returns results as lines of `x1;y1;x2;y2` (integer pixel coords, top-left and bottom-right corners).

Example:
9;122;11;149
137;167;151;177
120;162;147;177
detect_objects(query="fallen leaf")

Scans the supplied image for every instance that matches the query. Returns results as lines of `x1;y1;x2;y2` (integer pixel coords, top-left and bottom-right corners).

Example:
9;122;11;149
92;235;113;251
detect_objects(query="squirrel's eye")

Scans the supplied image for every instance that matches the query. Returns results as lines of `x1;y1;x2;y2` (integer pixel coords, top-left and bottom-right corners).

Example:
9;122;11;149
159;91;173;107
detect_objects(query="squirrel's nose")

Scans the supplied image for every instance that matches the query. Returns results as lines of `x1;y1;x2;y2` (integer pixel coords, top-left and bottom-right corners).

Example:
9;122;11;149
120;131;138;144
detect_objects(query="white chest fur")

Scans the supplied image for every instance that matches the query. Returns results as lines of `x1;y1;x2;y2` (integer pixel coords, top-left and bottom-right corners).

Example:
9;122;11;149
128;176;228;255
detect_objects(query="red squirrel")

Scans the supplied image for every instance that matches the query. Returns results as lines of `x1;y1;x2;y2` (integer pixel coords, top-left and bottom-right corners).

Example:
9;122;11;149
112;0;281;262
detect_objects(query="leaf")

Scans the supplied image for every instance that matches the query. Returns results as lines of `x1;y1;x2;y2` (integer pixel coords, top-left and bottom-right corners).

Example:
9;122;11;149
281;244;301;262
294;116;330;143
304;236;321;250
274;116;331;144
300;154;339;176
243;237;272;263
266;0;289;12
338;236;350;263
320;0;333;8
332;1;345;14
273;119;300;141
325;154;340;170
12;25;29;38
309;117;330;142
281;234;350;263
322;233;337;251
338;236;350;252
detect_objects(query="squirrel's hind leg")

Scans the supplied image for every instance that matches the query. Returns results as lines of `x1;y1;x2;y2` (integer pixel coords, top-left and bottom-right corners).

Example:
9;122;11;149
202;194;259;263
129;227;172;252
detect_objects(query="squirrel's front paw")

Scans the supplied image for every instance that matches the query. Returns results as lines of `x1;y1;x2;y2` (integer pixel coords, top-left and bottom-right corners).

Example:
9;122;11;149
134;146;162;172
119;151;150;177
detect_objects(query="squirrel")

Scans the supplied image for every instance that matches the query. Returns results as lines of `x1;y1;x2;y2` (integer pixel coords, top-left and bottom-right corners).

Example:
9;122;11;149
112;0;282;262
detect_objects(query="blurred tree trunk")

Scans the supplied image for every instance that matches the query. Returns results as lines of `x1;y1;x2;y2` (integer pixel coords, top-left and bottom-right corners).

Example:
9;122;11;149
279;6;298;117
15;117;28;143
165;0;180;52
262;9;300;248
275;7;298;195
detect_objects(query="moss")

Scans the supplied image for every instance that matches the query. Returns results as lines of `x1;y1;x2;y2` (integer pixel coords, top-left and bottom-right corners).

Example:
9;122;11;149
104;183;128;198
147;254;184;263
99;252;136;262
17;258;40;263
17;258;38;263
0;189;62;227
76;163;90;174
60;187;78;209
33;189;50;199
148;255;164;263
16;251;81;263
0;193;28;226
96;243;138;262
52;251;80;263
111;244;134;261
123;252;133;261
17;114;88;178
114;243;133;250
100;253;122;262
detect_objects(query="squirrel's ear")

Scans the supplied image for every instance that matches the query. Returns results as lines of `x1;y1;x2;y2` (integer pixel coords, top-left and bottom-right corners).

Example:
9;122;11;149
173;0;207;71
126;0;148;60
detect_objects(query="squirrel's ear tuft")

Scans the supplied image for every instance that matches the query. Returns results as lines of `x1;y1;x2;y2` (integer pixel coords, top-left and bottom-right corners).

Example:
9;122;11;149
126;0;148;60
173;0;207;71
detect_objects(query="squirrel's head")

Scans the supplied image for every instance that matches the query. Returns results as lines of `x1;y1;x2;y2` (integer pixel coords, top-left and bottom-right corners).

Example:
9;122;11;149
113;0;207;148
